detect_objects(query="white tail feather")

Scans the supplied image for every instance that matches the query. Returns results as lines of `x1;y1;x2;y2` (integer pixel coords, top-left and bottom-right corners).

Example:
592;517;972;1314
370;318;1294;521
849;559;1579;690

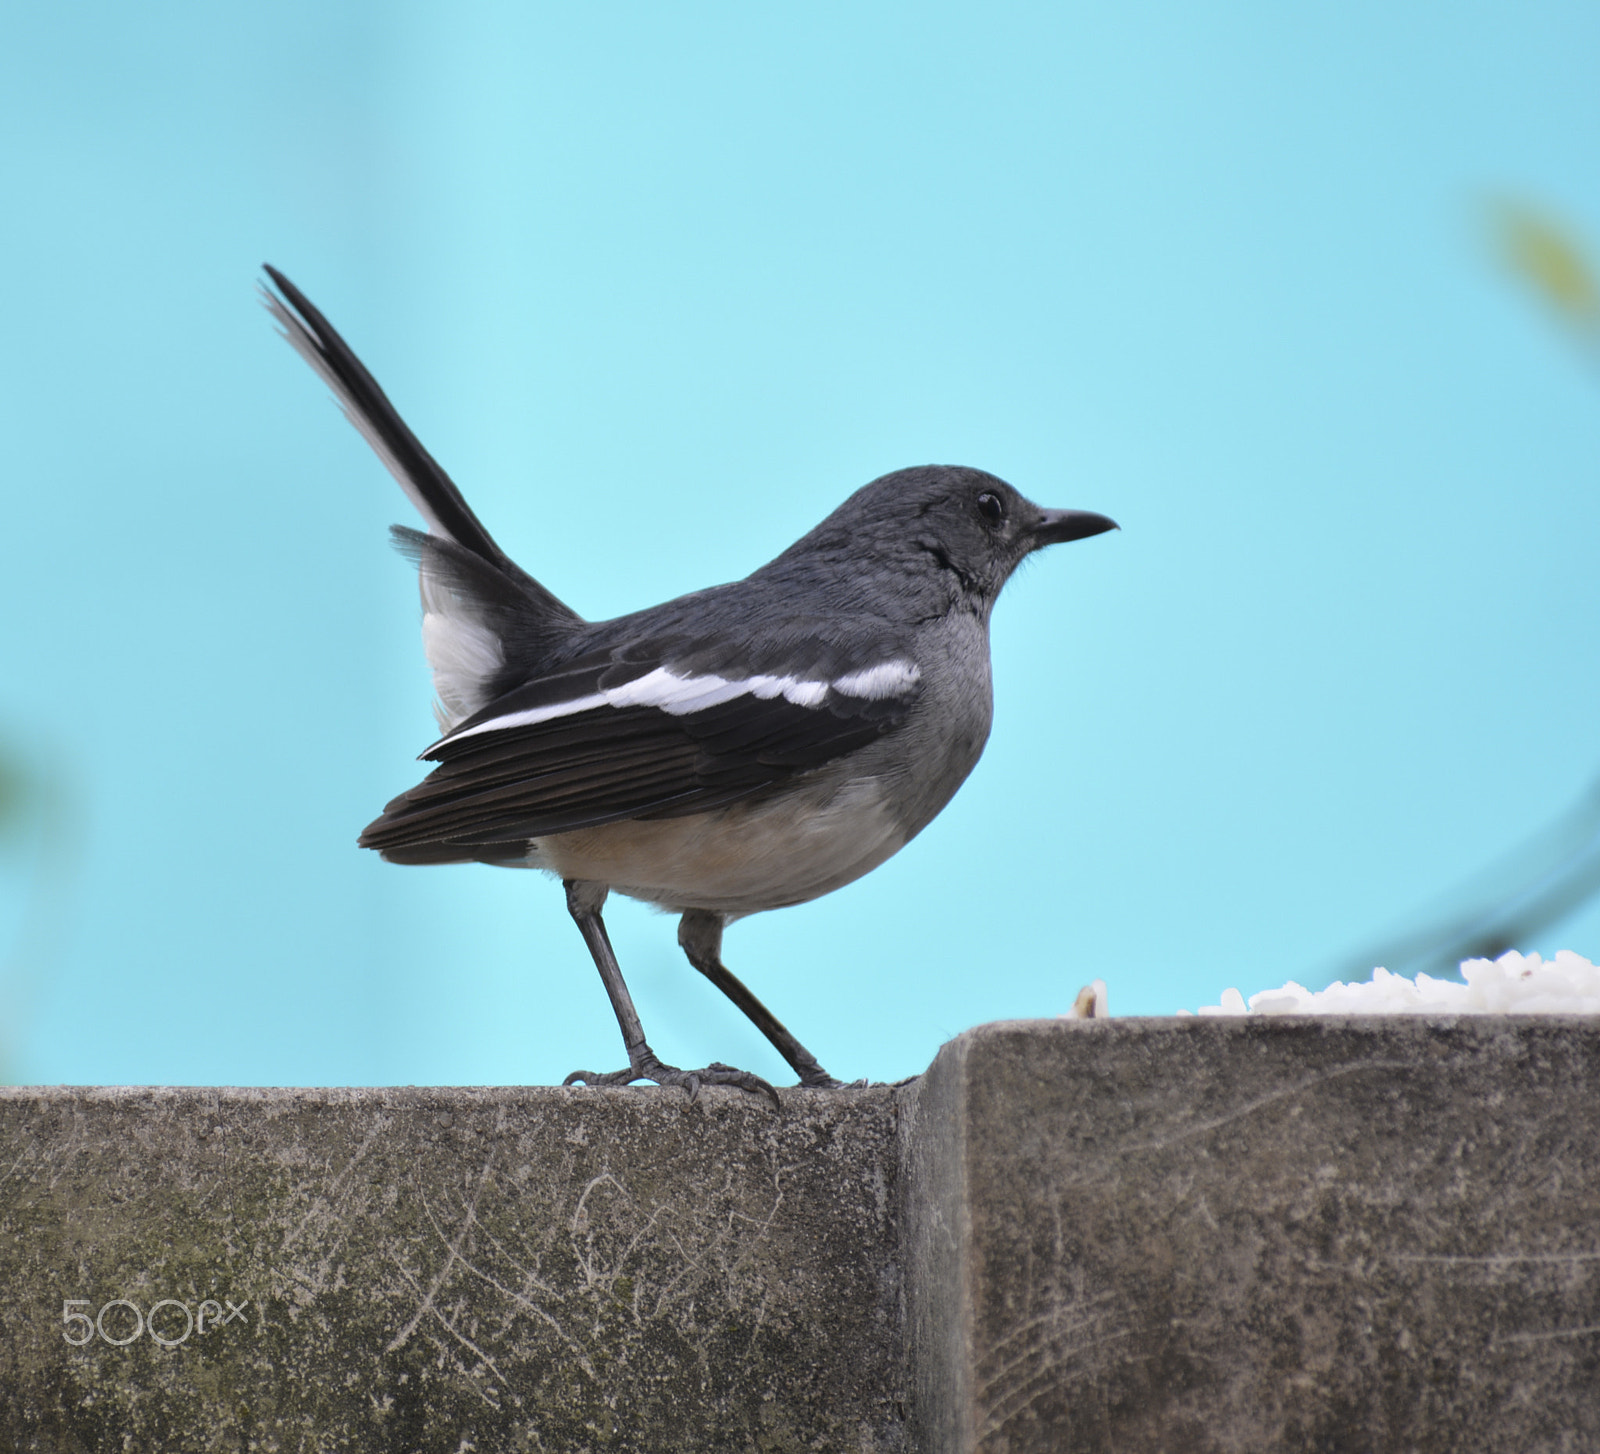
419;571;504;732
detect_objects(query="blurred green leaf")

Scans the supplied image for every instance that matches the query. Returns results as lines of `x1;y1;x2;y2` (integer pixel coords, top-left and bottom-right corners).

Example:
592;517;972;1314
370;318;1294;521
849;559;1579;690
0;742;79;1083
0;750;32;838
1489;199;1600;335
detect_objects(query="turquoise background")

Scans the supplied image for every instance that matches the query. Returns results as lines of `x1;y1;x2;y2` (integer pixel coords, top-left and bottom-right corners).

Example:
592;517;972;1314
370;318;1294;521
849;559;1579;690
1;2;1596;1086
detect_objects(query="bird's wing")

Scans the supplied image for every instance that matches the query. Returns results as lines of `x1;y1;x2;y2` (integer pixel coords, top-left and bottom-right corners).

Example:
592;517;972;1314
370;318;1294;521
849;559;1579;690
359;630;922;857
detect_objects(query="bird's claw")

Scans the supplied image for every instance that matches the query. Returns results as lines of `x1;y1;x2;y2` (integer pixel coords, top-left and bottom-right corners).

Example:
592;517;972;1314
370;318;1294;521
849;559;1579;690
564;1051;780;1111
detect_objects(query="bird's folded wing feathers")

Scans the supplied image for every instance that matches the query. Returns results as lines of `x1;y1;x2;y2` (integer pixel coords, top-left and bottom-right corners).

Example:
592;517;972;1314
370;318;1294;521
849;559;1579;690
359;642;922;853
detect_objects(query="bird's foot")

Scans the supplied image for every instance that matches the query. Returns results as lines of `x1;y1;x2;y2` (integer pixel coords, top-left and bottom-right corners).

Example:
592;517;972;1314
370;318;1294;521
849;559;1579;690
794;1068;865;1090
790;1055;869;1090
564;1049;780;1110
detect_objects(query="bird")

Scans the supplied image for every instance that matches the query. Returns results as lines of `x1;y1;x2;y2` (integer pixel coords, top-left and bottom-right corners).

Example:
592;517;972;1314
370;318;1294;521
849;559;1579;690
261;266;1117;1104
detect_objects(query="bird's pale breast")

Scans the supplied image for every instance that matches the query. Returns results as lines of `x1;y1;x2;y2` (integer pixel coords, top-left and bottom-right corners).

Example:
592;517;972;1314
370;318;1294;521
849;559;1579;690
530;770;908;917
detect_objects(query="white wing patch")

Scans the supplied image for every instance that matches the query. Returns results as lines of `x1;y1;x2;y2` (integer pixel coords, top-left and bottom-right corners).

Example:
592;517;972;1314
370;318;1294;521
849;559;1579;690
443;659;921;744
833;660;921;700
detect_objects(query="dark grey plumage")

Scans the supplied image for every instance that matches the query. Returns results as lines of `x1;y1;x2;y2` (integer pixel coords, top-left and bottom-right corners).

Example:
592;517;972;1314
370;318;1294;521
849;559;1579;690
262;265;1117;1101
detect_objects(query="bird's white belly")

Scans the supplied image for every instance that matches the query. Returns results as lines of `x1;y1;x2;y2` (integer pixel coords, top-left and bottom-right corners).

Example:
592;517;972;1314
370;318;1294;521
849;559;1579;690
529;775;907;917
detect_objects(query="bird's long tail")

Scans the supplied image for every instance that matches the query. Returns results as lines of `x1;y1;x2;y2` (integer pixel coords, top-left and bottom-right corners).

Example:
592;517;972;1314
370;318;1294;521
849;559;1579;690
262;266;583;732
261;265;507;562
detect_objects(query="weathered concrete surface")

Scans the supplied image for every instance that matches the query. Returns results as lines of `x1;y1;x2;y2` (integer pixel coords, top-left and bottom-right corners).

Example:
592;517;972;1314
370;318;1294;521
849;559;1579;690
0;1085;905;1453
902;1018;1600;1453
6;1021;1600;1452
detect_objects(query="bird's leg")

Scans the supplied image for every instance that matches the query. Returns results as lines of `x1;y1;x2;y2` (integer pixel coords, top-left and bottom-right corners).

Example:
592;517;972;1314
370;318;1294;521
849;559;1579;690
561;881;779;1108
678;910;847;1089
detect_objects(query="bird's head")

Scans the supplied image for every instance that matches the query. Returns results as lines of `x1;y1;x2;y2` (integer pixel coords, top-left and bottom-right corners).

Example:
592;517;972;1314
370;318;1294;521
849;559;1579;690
763;465;1117;612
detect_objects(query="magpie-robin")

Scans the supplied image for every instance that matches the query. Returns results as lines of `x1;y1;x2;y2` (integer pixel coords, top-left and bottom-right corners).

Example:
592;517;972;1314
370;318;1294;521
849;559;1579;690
262;267;1116;1104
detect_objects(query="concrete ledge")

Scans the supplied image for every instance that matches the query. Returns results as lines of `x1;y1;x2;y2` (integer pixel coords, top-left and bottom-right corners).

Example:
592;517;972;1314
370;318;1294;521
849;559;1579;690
0;1085;904;1452
3;1019;1598;1451
903;1018;1600;1452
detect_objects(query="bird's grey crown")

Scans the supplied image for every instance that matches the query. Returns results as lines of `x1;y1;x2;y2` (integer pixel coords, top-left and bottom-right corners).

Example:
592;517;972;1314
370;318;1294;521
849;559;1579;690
756;464;1037;610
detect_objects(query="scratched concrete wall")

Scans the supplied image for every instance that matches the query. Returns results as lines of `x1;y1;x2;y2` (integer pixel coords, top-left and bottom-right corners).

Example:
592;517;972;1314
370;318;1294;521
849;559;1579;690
904;1019;1600;1453
0;1085;905;1452
5;1022;1600;1453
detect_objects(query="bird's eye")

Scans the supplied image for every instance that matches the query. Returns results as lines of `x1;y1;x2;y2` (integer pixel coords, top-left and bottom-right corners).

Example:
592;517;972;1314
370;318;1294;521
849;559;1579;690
976;492;1005;526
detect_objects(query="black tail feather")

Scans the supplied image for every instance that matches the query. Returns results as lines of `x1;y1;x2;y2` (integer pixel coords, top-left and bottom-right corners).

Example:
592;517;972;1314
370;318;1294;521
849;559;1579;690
262;264;506;564
375;839;534;867
264;266;586;692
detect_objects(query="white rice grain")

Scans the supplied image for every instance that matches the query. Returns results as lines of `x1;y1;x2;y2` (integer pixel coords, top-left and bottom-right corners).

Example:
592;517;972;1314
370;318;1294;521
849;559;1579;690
1181;950;1600;1017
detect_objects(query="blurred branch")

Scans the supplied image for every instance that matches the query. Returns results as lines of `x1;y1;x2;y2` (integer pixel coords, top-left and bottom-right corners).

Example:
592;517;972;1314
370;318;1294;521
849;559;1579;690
1323;779;1600;984
1318;202;1598;987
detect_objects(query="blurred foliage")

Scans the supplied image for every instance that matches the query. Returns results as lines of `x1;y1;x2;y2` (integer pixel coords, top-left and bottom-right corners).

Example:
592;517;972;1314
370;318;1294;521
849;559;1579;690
1489;198;1600;346
0;749;29;839
0;742;80;1083
1323;202;1598;986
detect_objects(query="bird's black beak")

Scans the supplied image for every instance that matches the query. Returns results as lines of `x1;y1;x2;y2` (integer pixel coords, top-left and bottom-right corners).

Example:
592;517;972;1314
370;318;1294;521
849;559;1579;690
1030;508;1119;547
